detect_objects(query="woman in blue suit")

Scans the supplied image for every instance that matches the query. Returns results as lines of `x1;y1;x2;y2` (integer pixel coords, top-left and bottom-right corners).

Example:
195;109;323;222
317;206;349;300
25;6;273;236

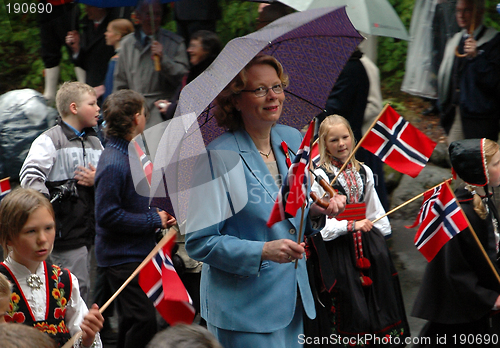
185;55;346;347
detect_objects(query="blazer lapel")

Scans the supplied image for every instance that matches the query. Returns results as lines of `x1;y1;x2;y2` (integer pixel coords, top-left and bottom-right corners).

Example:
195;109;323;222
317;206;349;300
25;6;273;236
234;129;277;202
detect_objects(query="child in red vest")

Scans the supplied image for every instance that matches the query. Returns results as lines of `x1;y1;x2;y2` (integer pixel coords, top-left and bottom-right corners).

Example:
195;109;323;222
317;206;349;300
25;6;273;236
0;188;103;347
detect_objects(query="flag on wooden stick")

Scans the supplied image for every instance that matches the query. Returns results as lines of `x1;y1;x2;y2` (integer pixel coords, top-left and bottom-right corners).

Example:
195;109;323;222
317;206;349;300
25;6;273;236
413;181;468;261
360;105;436;178
267;120;314;227
139;236;195;325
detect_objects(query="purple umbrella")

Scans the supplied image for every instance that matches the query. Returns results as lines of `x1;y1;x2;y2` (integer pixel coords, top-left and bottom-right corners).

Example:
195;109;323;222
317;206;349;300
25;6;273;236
172;6;363;148
149;6;362;220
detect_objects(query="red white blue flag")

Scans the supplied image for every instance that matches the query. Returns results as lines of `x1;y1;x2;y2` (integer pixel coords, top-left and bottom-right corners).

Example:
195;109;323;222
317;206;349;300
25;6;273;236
0;178;11;198
360;105;436;178
267;120;314;227
406;180;451;229
138;236;195;325
133;139;153;186
413;181;468;262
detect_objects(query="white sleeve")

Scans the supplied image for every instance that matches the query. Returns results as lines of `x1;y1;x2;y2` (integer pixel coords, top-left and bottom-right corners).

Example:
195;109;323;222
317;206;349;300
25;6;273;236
311;168;349;241
363;165;392;236
66;274;103;348
19;134;56;195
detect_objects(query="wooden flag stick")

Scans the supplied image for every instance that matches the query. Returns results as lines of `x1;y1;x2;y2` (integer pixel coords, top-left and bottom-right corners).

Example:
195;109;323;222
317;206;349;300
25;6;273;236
61;228;178;348
295;204;306;269
446;181;500;285
323;104;390;196
372;179;451;223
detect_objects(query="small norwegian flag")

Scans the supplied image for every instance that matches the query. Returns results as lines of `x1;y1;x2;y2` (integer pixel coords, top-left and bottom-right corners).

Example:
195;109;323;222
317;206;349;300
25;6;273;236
0;178;11;198
267;120;314;227
413;181;468;262
406;180;451;229
360;105;436;178
133;140;153;186
138;236;195;325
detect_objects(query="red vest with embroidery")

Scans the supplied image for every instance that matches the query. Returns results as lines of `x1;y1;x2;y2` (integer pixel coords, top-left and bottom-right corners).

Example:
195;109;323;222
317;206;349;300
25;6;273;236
0;262;72;347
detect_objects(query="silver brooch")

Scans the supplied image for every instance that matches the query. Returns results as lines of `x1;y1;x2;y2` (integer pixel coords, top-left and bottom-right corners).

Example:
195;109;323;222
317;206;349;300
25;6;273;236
27;274;42;291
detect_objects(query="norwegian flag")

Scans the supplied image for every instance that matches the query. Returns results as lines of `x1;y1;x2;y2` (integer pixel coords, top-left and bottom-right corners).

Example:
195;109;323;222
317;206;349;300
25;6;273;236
138;236;195;325
406;180;451;229
133;139;153;186
0;178;11;198
360;105;436;178
414;182;468;262
267;120;314;227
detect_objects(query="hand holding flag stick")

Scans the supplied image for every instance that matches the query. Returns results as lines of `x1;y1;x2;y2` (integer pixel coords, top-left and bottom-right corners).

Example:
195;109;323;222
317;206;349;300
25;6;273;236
61;228;178;348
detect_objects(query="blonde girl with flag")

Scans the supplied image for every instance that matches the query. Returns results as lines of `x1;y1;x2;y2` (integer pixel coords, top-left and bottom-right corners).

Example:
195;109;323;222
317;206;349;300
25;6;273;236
308;115;409;346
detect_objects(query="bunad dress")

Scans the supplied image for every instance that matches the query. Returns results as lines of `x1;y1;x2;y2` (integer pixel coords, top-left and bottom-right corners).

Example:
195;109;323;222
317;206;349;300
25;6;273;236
307;160;410;347
0;256;102;347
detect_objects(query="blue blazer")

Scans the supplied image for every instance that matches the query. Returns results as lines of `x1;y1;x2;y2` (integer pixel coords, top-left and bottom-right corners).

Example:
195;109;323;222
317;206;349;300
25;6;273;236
185;124;316;332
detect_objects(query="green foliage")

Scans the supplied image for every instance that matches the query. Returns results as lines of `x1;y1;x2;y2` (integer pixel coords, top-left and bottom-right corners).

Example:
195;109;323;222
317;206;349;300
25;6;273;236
216;0;258;45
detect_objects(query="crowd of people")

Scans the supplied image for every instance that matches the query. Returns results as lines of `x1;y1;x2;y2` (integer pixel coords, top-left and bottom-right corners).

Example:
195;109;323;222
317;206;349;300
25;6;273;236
0;0;499;347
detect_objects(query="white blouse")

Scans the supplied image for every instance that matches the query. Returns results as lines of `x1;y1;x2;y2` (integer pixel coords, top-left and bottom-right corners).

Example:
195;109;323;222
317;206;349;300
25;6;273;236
311;164;391;241
3;256;102;348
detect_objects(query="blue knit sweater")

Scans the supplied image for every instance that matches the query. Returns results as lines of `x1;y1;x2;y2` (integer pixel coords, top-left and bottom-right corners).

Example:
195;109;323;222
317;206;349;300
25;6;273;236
94;136;162;267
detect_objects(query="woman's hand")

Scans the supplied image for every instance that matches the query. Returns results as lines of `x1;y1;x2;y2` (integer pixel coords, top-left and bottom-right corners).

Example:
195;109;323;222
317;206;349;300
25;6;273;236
262;239;305;263
80;304;104;348
310;193;346;218
354;219;373;232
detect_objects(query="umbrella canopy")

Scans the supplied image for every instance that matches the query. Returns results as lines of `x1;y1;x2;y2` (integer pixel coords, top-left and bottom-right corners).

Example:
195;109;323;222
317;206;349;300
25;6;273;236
276;0;409;41
76;0;177;7
148;6;362;219
174;6;363;145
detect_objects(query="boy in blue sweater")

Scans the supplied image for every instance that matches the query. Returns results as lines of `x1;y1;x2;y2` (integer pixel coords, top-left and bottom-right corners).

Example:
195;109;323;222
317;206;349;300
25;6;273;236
94;89;175;348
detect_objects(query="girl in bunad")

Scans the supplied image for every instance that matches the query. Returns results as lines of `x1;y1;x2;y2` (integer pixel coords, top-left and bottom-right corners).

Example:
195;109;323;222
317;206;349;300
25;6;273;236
310;115;409;346
0;188;103;347
412;139;500;346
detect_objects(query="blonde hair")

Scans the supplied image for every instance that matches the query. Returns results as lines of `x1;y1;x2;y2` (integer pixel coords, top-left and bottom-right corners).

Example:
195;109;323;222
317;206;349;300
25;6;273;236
0;323;58;348
0;188;55;258
0;273;11;300
55;81;96;118
109;18;134;38
467;139;499;219
318;115;361;173
214;55;289;131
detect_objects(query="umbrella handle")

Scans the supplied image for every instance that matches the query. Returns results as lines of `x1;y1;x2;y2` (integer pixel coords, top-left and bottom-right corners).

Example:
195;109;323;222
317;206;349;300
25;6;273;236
310;177;337;209
454;45;467;58
154;55;161;71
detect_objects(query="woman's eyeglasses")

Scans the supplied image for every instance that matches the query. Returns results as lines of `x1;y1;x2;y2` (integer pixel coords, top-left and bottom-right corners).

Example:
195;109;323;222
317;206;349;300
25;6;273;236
241;84;284;97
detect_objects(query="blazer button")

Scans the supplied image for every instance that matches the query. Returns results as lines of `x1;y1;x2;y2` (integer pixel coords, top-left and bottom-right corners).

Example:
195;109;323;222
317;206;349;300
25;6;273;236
289;228;296;235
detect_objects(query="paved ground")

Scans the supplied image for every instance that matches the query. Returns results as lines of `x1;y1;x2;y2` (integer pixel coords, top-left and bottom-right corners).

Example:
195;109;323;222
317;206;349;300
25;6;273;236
390;219;428;345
